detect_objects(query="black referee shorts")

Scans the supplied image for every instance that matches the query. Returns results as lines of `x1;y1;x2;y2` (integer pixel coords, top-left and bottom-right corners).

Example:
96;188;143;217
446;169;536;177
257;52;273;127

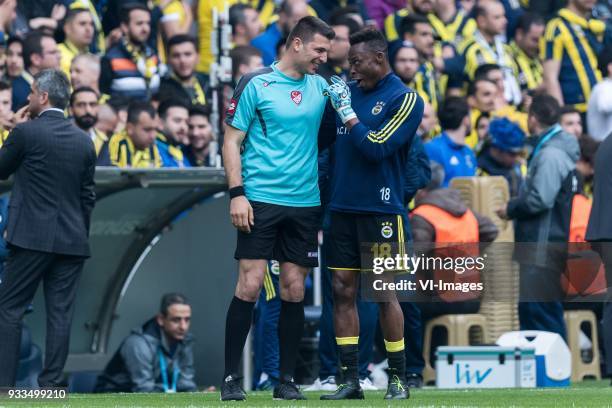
327;210;409;271
235;201;322;267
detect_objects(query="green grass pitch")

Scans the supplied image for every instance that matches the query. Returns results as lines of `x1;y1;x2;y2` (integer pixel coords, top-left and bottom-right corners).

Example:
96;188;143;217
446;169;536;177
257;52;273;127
1;381;610;407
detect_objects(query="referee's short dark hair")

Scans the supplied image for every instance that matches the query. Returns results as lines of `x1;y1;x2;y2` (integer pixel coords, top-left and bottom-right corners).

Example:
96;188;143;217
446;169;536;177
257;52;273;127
529;94;560;128
349;27;388;54
127;100;156;124
598;44;612;77
285;16;334;49
160;293;190;316
438;96;470;131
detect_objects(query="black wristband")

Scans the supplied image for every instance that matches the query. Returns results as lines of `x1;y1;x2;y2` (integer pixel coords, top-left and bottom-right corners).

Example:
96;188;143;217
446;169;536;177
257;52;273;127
229;186;245;199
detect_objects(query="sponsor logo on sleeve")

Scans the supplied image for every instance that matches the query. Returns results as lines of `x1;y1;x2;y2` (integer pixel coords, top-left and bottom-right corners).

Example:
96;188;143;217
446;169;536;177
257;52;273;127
227;98;237;115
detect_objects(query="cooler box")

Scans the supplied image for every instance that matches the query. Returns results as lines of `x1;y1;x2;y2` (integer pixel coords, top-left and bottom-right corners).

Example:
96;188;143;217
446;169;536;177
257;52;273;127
497;331;571;387
436;346;536;388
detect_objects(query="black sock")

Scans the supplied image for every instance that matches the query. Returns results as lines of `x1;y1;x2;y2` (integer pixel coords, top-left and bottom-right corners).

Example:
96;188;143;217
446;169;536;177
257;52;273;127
278;299;304;383
387;350;406;380
223;296;255;379
337;344;359;383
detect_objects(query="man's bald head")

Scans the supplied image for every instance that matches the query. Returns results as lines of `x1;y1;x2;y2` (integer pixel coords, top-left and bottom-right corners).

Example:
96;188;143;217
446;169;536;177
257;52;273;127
70;53;101;90
475;0;507;37
279;0;310;35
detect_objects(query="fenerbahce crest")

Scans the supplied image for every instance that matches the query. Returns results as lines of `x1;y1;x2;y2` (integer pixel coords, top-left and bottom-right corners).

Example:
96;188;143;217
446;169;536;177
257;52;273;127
372;101;385;115
381;221;394;238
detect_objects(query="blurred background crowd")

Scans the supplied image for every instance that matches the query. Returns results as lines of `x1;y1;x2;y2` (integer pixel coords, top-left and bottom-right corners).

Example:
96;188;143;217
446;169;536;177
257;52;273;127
1;0;612;393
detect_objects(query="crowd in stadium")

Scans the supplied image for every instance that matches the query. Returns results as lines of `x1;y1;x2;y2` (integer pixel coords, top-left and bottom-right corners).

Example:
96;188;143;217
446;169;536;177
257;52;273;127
0;0;612;398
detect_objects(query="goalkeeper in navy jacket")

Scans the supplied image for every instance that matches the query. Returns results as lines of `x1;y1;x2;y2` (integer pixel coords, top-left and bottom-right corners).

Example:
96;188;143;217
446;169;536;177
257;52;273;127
319;27;424;401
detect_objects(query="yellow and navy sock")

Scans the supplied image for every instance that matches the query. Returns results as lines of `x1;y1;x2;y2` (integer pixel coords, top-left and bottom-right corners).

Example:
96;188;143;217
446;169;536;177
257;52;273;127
385;338;406;380
336;336;359;382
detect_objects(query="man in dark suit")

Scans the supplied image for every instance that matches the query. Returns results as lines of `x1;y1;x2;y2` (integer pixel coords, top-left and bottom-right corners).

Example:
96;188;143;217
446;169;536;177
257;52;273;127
586;132;612;385
0;69;96;387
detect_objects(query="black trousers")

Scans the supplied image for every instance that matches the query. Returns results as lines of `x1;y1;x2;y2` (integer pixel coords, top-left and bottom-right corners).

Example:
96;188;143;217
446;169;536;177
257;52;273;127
0;246;85;387
591;242;612;376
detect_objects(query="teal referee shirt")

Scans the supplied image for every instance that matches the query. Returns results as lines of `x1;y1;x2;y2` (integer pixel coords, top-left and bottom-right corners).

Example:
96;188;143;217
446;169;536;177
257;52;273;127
225;62;328;207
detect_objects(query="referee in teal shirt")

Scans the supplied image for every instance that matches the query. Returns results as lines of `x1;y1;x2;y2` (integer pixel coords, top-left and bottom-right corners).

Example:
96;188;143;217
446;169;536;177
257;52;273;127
220;16;334;401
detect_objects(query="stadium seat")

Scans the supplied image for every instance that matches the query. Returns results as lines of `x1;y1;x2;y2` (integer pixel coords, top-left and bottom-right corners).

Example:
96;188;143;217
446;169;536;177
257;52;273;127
563;310;601;382
422;314;488;384
451;176;520;342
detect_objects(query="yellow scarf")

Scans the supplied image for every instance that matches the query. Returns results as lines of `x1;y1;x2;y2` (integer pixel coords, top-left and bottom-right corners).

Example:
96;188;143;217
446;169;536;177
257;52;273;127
171;73;206;105
123;39;158;81
113;130;161;168
558;8;605;36
0;129;9;148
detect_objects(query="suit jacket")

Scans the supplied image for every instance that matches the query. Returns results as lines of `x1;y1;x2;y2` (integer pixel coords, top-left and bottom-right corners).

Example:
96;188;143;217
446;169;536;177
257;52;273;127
0;109;96;257
586;133;612;241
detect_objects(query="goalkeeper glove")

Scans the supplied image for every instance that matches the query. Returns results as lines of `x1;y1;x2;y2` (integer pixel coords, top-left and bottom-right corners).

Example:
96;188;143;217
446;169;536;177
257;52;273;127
323;75;357;124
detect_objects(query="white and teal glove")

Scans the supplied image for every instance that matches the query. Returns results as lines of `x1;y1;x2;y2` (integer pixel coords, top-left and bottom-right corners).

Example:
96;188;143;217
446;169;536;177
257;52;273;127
323;75;357;124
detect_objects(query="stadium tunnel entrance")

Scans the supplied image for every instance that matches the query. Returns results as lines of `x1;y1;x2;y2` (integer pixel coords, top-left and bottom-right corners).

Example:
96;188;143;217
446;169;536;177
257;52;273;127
1;168;237;387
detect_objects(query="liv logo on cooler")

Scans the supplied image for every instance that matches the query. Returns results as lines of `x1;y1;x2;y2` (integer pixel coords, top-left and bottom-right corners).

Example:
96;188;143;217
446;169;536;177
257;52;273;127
455;364;493;384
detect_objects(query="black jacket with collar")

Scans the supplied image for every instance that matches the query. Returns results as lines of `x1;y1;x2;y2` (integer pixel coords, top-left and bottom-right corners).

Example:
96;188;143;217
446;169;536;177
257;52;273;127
0;109;96;257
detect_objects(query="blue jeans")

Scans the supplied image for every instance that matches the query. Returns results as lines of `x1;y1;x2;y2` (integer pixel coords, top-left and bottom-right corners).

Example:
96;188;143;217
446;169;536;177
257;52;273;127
519;302;566;339
518;264;566;339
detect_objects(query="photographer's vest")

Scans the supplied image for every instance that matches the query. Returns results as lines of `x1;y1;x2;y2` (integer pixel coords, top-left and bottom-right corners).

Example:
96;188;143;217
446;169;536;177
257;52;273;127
562;194;607;296
412;204;481;302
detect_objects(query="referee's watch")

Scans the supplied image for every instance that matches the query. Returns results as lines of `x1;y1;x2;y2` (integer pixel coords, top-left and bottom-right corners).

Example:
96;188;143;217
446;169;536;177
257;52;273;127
229;186;245;199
